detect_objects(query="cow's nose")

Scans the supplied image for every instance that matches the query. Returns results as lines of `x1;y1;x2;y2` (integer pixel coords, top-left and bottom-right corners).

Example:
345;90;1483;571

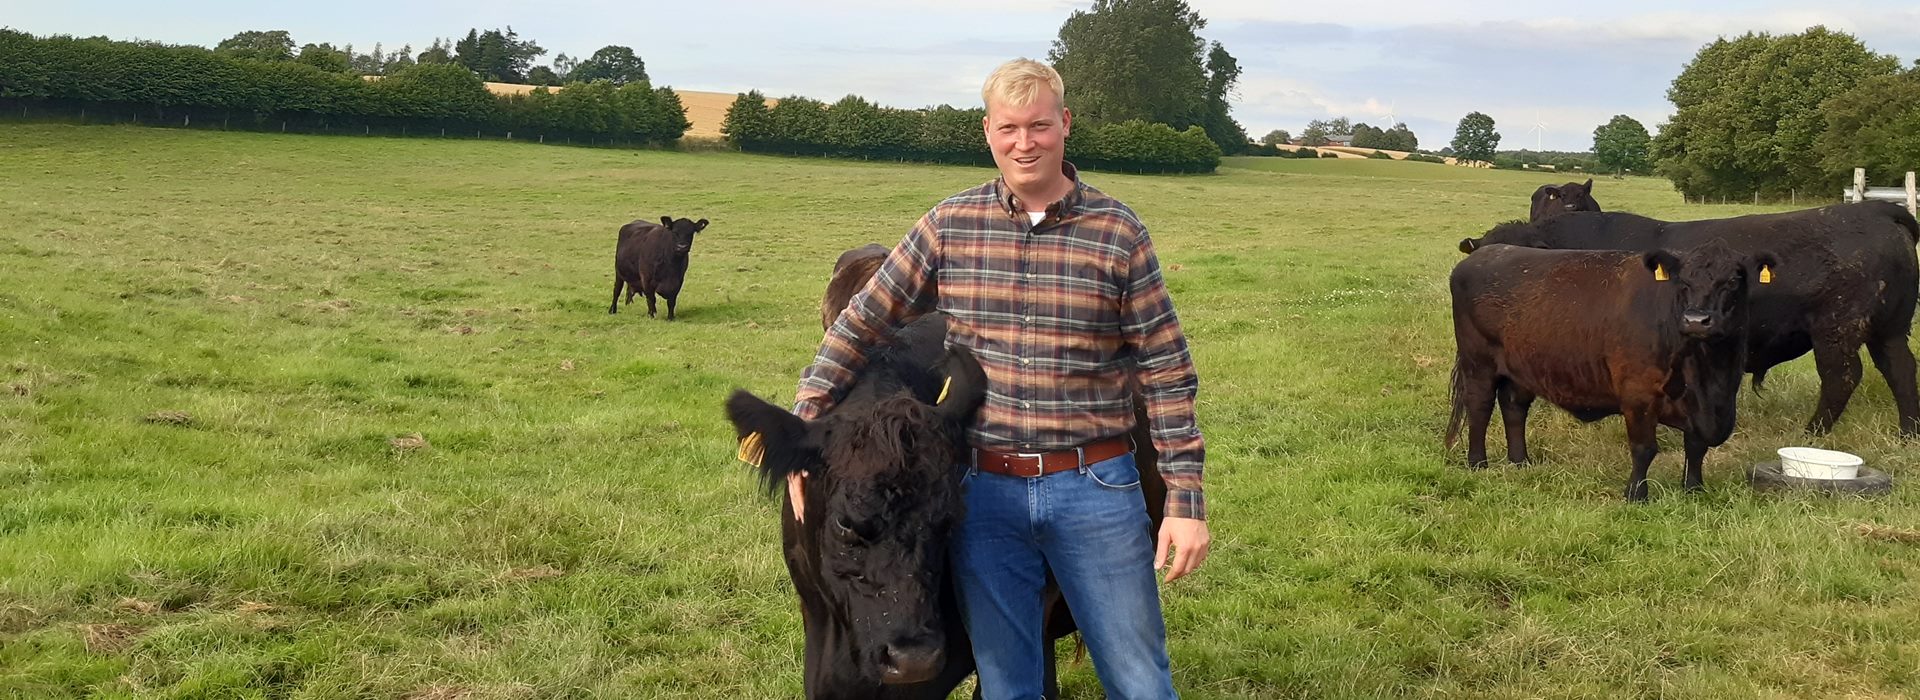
1681;311;1714;336
881;644;944;684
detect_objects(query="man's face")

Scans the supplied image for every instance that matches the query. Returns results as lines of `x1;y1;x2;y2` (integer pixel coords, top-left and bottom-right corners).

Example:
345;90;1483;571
984;94;1071;197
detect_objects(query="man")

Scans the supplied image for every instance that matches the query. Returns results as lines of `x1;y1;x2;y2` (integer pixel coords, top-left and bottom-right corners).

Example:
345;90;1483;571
791;58;1208;699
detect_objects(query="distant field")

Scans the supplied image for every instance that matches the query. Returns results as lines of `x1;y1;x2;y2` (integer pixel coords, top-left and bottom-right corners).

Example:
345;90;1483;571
2;124;1917;699
474;83;767;139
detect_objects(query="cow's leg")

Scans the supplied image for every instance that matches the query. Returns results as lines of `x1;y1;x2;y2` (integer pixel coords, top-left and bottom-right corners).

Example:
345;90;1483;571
1497;382;1536;465
609;276;624;314
1865;332;1920;437
644;289;657;318
1806;336;1865;435
1681;429;1710;493
665;292;677;321
1462;371;1497;469
1623;408;1659;502
1751;368;1769;393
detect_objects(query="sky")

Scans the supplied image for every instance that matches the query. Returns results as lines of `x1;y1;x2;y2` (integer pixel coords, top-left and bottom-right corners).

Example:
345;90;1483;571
8;0;1920;152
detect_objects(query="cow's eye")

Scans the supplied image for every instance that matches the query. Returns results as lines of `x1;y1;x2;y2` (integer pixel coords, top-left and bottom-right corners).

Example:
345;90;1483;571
833;516;864;541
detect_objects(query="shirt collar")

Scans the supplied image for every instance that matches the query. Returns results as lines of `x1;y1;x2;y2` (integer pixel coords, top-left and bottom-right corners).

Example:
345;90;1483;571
997;161;1085;221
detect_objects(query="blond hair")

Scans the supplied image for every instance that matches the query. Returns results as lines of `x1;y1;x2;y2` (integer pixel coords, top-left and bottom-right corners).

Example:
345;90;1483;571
981;58;1065;111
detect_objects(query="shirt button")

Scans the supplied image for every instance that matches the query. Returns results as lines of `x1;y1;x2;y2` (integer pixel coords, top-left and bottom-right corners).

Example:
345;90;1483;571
1022;316;1033;324
1026;273;1036;280
1021;401;1031;409
1021;358;1032;366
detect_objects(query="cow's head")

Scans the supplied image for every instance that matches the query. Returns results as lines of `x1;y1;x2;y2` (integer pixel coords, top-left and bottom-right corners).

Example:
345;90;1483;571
1459;219;1544;254
724;346;988;684
660;216;708;254
1644;241;1778;339
1529;179;1600;223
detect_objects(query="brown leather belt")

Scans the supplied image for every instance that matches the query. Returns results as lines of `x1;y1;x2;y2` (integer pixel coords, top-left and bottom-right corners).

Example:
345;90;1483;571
973;435;1134;478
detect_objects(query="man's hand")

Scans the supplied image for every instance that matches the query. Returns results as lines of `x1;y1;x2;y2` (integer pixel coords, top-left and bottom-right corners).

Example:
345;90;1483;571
1153;516;1210;582
787;472;808;524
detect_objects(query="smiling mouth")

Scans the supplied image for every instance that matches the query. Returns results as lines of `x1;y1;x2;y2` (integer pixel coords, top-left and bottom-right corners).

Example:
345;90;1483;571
1013;156;1040;166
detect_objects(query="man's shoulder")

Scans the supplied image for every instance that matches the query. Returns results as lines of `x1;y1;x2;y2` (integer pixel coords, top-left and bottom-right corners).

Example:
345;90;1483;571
931;181;1004;216
1072;182;1149;241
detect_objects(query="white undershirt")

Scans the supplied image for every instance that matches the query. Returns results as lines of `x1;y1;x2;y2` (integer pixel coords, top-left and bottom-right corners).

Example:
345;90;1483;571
1028;211;1046;225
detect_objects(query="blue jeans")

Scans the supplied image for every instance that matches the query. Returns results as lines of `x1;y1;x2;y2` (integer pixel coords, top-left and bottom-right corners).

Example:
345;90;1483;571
950;452;1177;699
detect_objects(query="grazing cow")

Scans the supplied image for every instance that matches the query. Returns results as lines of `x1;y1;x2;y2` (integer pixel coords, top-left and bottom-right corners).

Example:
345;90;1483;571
1528;179;1601;222
1446;242;1780;500
822;243;890;331
610;215;708;319
1460;202;1920;437
726;313;983;698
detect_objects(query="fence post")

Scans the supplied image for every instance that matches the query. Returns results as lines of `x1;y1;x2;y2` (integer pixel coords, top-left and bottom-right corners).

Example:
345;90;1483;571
281;121;286;132
1907;171;1917;216
1754;192;1759;205
1791;190;1796;206
184;114;190;127
1855;167;1868;204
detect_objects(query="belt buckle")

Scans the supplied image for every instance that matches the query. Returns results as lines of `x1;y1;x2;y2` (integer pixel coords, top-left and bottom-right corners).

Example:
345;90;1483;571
1009;452;1046;478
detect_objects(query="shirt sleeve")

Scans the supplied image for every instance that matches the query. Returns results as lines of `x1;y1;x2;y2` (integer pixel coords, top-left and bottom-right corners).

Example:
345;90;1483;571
1118;227;1207;520
792;210;942;420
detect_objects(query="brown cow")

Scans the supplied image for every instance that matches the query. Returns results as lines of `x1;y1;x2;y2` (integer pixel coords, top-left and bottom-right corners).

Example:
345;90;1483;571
1447;241;1779;500
822;243;890;330
611;215;707;320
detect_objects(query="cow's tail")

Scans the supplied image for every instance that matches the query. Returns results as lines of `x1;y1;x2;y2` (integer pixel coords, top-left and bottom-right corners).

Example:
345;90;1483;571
1444;356;1467;450
1891;204;1920;245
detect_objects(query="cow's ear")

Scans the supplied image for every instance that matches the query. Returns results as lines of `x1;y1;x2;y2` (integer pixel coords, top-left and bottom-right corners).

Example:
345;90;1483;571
1458;238;1479;254
933;345;989;425
1543;186;1561;200
661;216;675;227
1643;250;1681;282
1750;251;1779;285
694;218;708;232
1582;178;1593;190
725;390;820;497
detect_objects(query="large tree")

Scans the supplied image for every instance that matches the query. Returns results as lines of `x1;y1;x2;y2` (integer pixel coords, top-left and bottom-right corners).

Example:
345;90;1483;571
1652;27;1899;198
454;27;545;83
1451;112;1499;163
1817;68;1920;187
569;45;648;86
214;30;294;62
1260;129;1291;146
1592;115;1652;175
1048;0;1244;152
295;43;351;74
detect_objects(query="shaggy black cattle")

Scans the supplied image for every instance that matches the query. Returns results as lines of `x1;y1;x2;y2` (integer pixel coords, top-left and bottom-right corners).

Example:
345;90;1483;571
1459;202;1920;437
726;313;984;699
1528;178;1601;222
610;215;708;319
821;243;890;331
1447;242;1779;500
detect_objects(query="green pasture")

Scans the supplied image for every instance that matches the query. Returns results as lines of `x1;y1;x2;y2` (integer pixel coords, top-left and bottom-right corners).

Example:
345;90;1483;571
1;124;1916;698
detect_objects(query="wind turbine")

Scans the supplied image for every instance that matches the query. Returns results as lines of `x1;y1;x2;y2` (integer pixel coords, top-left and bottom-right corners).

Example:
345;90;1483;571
1526;110;1547;151
1381;99;1398;127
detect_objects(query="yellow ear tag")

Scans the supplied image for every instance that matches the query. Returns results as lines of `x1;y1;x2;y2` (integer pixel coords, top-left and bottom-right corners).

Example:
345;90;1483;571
736;432;766;468
936;376;952;404
1759;265;1772;284
1654;264;1669;282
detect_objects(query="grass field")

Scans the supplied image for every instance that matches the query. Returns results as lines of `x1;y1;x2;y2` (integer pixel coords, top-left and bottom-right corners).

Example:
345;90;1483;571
2;124;1918;699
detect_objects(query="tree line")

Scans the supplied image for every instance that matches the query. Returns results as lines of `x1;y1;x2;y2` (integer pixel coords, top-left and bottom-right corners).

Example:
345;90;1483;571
722;91;1221;174
0;29;688;144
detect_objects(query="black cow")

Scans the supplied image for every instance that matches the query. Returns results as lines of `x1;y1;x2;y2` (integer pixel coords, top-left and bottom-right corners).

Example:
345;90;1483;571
1447;242;1780;500
822;243;890;331
611;215;708;319
727;313;984;698
1460;202;1920;437
1528;179;1600;222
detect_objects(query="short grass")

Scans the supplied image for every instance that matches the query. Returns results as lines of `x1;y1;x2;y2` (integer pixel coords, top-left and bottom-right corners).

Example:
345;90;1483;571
2;124;1917;699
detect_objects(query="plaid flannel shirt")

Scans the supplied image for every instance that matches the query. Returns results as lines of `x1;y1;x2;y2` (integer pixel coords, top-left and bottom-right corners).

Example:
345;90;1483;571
794;163;1206;520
